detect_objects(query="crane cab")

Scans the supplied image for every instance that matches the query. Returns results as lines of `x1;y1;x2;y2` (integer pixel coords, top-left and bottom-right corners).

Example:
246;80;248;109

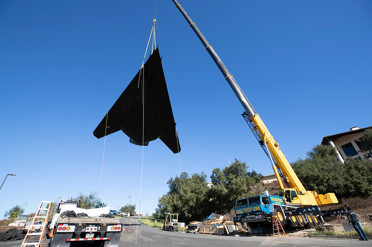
279;189;301;205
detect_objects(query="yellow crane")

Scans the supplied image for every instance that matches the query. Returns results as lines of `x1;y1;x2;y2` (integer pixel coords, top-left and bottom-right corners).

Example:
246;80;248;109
172;0;338;208
172;1;339;229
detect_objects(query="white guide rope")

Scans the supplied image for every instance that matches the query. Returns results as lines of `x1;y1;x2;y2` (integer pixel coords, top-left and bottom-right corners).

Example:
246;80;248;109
100;113;109;183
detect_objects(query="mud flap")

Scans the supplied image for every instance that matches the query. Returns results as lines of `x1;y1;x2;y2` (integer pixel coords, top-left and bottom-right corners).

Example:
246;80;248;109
50;233;73;247
104;232;121;247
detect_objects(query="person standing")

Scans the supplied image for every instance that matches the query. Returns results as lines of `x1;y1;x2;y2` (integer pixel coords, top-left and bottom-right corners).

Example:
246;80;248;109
345;205;369;241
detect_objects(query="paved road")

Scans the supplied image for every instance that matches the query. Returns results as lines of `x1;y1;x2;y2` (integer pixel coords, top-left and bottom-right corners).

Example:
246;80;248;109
1;217;369;247
119;218;370;247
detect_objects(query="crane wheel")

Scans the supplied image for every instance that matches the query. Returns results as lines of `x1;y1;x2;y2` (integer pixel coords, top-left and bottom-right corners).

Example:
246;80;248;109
288;215;298;227
296;215;305;228
312;214;320;226
305;213;315;227
274;208;286;227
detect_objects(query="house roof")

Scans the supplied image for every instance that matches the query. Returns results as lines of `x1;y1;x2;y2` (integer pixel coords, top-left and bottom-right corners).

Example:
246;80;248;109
321;126;372;145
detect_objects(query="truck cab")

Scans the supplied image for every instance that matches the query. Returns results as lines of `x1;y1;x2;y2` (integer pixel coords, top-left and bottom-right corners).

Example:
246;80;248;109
234;195;284;224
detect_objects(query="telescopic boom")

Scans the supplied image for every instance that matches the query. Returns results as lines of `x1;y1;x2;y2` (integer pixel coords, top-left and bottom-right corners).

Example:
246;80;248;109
172;0;256;118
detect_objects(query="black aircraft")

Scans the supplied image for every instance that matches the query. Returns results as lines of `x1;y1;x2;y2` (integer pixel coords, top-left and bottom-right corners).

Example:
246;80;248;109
93;48;180;153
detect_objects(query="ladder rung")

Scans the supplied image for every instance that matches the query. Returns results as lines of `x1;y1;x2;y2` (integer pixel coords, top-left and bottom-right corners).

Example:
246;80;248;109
27;232;43;236
29;224;44;227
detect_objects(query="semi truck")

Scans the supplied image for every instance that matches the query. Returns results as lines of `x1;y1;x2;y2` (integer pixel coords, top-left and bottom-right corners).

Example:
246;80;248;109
47;199;122;247
171;1;340;230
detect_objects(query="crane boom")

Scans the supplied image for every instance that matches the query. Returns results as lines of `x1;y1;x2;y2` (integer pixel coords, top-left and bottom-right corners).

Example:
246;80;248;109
172;0;338;207
172;0;256;118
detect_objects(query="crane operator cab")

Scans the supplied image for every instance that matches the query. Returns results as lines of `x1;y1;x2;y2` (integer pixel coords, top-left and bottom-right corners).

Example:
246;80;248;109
279;189;301;205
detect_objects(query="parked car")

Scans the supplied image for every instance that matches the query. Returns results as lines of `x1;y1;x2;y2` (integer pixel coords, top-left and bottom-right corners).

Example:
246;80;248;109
109;210;118;215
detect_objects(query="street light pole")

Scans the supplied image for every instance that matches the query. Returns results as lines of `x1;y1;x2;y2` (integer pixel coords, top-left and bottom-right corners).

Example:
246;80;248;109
128;195;131;205
0;174;16;191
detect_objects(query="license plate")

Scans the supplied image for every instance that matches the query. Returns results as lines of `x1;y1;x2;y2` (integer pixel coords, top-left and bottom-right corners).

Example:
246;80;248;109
86;233;94;239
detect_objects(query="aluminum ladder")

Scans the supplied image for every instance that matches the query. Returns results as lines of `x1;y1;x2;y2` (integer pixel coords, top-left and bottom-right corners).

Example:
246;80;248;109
21;201;51;247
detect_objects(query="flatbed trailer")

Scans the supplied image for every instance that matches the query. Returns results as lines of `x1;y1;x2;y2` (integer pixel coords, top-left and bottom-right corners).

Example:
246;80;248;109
50;216;122;247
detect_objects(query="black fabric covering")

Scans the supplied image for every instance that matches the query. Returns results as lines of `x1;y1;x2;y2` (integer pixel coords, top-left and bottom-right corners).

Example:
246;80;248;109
93;48;180;153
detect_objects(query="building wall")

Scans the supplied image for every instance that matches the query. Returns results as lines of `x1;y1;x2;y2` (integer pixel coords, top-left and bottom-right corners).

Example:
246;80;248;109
332;131;367;160
261;175;277;185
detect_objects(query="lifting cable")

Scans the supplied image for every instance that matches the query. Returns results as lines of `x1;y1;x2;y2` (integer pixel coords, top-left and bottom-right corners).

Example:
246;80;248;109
176;127;181;175
136;5;157;241
139;17;157;209
99;113;109;183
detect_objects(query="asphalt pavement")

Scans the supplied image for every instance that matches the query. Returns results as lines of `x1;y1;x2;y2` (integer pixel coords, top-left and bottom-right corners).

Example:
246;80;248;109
119;217;370;247
0;217;370;247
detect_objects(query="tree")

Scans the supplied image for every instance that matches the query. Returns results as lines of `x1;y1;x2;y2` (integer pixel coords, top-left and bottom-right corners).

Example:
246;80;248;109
208;159;262;214
155;160;262;222
154;195;169;218
73;193;106;209
292;145;372;198
47;202;57;220
155;172;210;223
119;204;136;216
4;205;24;219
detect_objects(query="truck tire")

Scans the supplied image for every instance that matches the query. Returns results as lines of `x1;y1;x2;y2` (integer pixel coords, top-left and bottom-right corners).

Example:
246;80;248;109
274;208;286;227
305;213;315;227
169;226;174;231
296;215;305;228
312;214;320;226
288;214;298;227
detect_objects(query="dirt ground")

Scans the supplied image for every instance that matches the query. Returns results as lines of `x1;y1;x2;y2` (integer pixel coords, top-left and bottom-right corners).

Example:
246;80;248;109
322;197;372;225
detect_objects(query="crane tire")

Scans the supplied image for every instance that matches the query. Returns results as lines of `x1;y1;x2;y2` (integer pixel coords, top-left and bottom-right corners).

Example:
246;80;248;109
296;215;305;228
288;214;298;227
312;214;321;226
305;213;315;227
274;208;286;227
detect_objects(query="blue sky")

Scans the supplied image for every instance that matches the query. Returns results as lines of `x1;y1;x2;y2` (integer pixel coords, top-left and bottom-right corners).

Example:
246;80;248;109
1;0;371;218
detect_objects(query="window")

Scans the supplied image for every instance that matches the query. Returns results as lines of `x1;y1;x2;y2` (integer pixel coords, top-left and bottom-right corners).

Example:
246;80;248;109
248;196;261;206
262;196;270;205
284;190;291;202
341;142;358;157
236;199;248;208
290;190;298;200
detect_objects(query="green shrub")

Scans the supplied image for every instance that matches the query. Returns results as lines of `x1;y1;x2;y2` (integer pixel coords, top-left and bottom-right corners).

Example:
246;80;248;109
139;217;164;228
